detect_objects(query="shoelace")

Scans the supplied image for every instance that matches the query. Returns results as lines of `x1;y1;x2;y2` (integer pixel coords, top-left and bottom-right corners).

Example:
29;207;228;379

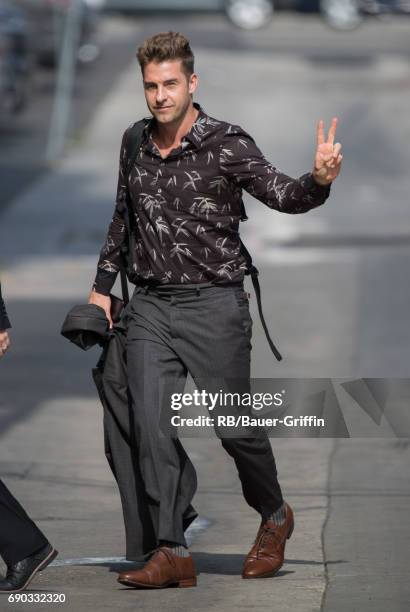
256;526;282;558
154;546;176;568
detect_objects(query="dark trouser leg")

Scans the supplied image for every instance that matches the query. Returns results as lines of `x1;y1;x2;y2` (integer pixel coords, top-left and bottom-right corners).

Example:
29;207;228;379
220;435;283;518
173;285;284;517
101;394;158;560
125;291;197;548
0;479;48;567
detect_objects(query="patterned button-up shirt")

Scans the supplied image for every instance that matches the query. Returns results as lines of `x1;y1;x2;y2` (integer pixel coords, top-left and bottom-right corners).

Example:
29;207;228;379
93;103;331;294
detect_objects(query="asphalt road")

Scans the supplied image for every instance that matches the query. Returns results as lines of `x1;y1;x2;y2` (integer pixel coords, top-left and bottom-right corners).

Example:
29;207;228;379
1;12;410;612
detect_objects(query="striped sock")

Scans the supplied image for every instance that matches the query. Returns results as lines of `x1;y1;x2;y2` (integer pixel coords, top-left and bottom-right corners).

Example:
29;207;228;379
267;502;287;526
159;540;190;557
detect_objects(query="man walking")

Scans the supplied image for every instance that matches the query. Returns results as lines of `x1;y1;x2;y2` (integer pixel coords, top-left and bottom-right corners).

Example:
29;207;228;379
0;281;58;592
89;31;342;588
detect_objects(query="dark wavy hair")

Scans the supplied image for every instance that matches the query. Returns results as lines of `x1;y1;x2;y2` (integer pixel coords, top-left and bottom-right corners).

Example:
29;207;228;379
136;31;194;78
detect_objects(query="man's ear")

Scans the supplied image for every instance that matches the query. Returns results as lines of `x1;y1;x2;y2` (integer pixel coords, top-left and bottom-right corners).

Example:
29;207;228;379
188;73;198;95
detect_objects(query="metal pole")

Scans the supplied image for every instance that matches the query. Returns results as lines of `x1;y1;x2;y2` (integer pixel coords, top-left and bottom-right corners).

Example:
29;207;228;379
46;0;83;163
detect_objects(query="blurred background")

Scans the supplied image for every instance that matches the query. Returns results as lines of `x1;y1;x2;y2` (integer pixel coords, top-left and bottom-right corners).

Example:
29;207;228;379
0;2;409;611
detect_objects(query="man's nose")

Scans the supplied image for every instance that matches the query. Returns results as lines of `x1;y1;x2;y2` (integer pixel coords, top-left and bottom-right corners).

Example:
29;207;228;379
156;86;167;104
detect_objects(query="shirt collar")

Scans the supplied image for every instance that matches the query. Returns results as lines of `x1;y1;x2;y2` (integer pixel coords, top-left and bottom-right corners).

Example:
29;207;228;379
183;102;207;148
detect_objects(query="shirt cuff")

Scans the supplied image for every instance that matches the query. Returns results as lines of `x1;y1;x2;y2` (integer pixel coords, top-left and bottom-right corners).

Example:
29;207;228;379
301;172;332;197
92;271;117;296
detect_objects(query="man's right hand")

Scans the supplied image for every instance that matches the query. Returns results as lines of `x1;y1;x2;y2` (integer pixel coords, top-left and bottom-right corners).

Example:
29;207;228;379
88;290;113;329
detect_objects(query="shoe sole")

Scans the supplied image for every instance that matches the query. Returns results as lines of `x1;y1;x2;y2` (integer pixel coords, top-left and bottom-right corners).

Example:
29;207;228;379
118;576;196;589
1;547;59;593
242;568;280;579
242;516;295;580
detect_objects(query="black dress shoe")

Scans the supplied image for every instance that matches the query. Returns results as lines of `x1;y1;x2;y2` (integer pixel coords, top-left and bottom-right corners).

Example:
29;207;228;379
0;543;58;592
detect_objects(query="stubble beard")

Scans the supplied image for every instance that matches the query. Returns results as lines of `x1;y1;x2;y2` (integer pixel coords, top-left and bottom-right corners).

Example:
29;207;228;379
151;96;191;126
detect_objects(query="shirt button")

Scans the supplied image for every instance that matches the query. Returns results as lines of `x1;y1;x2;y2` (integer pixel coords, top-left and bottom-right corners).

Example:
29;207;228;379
158;188;162;194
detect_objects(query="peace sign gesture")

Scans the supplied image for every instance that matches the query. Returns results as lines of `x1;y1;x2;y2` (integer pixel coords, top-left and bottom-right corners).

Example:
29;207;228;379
313;117;343;186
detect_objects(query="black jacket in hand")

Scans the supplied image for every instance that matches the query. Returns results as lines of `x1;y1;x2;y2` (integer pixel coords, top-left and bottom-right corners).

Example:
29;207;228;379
60;303;198;559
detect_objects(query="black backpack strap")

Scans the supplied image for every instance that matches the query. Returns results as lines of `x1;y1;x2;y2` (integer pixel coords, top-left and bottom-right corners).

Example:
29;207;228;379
240;200;248;222
125;120;147;184
239;239;282;362
119;264;129;305
124;119;147;233
118;120;146;305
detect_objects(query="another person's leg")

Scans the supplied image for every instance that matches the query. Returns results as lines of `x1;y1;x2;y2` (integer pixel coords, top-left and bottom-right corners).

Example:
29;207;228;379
0;479;57;592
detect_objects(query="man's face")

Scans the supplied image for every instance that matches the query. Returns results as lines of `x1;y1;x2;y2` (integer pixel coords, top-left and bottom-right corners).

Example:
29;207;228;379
142;59;198;125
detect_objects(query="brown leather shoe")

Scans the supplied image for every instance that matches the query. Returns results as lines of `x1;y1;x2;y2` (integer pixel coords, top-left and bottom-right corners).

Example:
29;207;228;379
242;502;294;579
117;547;196;589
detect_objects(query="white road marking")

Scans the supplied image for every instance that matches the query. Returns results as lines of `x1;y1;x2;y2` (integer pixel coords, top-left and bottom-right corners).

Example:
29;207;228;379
50;517;211;567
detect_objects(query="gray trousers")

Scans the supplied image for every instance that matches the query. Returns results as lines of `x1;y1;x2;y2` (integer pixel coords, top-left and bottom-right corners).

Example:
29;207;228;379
124;281;283;547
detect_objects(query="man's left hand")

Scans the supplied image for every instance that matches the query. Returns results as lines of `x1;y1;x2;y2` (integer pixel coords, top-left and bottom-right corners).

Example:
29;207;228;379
313;117;343;186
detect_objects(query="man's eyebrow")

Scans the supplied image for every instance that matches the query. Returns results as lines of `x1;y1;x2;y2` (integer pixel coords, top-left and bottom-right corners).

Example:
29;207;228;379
144;78;179;86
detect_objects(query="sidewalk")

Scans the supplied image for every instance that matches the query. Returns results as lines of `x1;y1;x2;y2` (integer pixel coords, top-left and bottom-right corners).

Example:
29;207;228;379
0;398;334;611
